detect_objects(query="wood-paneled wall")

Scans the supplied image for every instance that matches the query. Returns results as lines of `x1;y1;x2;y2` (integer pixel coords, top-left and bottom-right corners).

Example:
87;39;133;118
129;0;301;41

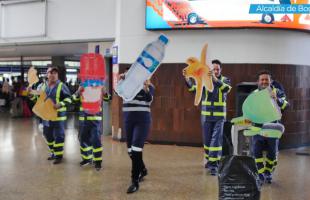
112;63;310;149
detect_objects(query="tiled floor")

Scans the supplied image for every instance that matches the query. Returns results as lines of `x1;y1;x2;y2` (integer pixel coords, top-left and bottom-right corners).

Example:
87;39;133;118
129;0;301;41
0;113;309;200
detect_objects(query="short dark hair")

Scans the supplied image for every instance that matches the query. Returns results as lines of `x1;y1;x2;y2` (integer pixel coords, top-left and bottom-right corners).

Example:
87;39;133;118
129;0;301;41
48;66;59;73
212;59;222;67
257;70;272;79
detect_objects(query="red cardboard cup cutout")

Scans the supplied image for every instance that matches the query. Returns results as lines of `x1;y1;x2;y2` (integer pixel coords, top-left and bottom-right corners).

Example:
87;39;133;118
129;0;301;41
79;53;106;114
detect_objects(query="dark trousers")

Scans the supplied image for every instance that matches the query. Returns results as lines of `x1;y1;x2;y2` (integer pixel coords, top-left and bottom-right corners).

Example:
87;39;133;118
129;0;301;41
124;120;150;182
125;121;151;150
79;121;102;163
202;120;224;169
43;121;65;159
252;135;278;175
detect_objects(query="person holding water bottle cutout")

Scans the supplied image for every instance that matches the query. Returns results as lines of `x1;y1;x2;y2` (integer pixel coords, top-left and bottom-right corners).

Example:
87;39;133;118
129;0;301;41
118;67;155;194
116;35;168;194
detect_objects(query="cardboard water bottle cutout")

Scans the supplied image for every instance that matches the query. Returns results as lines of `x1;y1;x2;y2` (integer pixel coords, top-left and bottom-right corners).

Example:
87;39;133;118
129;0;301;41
183;44;214;106
115;34;168;101
231;88;284;138
79;53;106;114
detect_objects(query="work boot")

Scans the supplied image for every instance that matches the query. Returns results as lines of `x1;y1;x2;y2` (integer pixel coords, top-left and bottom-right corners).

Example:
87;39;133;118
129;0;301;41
204;162;212;170
265;172;272;184
80;159;92;167
94;161;102;171
47;154;55;160
139;168;148;182
210;168;218;176
258;174;265;186
53;157;63;165
127;180;139;194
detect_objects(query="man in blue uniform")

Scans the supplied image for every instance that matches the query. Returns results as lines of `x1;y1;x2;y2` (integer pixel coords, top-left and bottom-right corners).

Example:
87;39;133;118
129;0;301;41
71;86;111;171
184;59;232;175
252;70;289;184
30;66;72;164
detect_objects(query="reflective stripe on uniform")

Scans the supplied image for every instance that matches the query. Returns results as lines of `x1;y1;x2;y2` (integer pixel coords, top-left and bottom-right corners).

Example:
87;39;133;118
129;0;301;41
54;143;64;147
255;158;264;163
57;107;66;112
103;96;110;101
93;157;102;161
209;146;222;151
123;107;150;112
63;98;72;104
202;101;211;106
208;157;221;162
56;116;67;121
80;107;102;112
85;116;102;120
124;100;151;106
79;116;102;121
201;111;225;117
213;112;226;117
201;111;211;116
93;147;103;153
214;102;226;106
281;101;288;109
82;154;93;160
56;82;63;104
54;151;64;156
266;158;277;165
46;141;54;146
132;146;143;152
188;85;196;92
258;167;265;174
80;146;93;152
72;94;79;101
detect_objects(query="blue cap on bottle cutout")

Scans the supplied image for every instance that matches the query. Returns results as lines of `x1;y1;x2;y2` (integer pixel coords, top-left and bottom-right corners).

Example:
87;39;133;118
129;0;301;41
159;34;168;44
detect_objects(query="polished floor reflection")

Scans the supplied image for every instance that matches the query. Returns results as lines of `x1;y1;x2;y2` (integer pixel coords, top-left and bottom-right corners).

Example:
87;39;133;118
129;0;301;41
0;113;309;200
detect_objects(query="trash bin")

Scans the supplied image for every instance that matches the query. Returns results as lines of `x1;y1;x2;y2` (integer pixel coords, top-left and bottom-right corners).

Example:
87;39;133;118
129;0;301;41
234;82;257;155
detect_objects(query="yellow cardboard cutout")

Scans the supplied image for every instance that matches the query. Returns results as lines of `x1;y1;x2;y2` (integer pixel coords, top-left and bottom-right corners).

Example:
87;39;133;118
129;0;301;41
32;92;57;121
183;44;213;106
27;66;39;88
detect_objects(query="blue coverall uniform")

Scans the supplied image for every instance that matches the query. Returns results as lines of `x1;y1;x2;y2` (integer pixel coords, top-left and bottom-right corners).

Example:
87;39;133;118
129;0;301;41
72;91;111;168
31;80;72;161
186;75;231;172
252;87;289;182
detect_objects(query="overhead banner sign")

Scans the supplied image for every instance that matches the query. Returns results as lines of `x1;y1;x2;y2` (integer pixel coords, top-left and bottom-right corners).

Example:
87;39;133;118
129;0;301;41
146;0;310;32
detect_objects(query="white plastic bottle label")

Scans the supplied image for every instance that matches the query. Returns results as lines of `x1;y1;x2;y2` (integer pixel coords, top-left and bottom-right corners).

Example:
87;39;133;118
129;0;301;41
137;51;160;73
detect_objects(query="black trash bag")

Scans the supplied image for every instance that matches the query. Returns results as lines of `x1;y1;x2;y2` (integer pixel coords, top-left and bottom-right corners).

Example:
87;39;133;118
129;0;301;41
218;156;261;200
